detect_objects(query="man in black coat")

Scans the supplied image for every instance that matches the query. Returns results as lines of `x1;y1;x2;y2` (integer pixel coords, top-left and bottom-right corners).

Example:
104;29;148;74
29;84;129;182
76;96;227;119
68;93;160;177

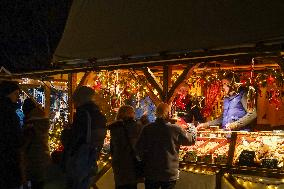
65;86;107;189
136;103;196;189
0;81;24;189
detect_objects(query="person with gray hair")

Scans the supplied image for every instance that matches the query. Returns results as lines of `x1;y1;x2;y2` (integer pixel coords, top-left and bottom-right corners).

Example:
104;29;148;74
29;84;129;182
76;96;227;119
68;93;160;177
136;103;196;189
109;105;141;189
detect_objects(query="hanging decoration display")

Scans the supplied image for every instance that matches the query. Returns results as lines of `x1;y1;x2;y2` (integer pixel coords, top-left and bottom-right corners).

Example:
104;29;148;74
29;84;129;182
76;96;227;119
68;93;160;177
91;70;156;122
202;81;222;118
188;68;284;114
18;80;69;153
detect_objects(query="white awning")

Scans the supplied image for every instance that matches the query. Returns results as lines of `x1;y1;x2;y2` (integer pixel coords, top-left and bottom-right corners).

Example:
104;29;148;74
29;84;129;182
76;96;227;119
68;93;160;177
54;0;284;61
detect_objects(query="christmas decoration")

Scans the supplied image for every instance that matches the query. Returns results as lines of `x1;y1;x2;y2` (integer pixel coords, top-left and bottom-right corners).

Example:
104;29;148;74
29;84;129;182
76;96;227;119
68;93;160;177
202;81;222;118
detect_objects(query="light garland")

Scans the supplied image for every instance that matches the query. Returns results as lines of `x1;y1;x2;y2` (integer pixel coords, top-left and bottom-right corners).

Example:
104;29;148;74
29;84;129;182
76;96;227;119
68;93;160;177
231;174;284;188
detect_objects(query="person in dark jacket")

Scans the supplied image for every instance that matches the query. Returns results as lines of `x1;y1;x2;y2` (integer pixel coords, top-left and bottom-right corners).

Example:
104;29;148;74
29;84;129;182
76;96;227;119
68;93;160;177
0;80;24;189
197;73;257;131
65;86;107;189
109;105;141;189
23;102;51;189
136;103;196;189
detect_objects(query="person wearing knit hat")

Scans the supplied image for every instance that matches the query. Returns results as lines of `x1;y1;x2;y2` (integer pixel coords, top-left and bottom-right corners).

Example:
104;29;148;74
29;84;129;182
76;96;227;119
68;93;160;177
23;105;50;189
72;86;96;108
0;80;24;188
65;86;106;189
0;80;20;103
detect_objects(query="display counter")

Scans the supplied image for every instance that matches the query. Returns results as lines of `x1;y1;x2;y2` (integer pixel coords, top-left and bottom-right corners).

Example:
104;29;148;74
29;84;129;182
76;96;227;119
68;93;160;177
179;129;284;189
95;129;284;189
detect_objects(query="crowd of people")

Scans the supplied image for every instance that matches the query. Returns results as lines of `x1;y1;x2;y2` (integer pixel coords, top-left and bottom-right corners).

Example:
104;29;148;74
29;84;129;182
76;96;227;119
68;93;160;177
0;71;255;189
0;81;196;189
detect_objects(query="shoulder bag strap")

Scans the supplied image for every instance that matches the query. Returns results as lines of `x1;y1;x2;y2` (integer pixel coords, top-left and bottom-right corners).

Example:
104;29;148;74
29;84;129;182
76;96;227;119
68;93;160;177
121;121;136;157
85;110;92;144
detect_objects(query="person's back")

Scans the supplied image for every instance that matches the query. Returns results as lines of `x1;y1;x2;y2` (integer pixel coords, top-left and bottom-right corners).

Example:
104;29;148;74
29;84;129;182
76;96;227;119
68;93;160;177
136;103;196;189
0;81;24;188
110;119;140;188
65;86;107;189
137;118;194;182
44;151;66;189
24;107;51;188
109;105;141;189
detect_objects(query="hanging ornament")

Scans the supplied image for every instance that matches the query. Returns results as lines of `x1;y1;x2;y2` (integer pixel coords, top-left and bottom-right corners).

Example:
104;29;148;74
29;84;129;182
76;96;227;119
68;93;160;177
266;75;275;85
93;80;102;91
247;86;256;111
201;81;221;117
249;58;255;85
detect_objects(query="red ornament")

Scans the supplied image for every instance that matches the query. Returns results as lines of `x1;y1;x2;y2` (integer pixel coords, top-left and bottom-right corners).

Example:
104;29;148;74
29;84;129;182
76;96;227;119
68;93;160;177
93;80;102;90
266;75;275;85
201;81;221;117
199;79;206;86
241;79;247;86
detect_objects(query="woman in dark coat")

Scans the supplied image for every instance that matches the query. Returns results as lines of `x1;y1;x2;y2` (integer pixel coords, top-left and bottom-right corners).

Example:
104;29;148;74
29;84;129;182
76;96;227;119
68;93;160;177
23;103;51;189
65;86;107;189
109;105;141;189
0;81;24;188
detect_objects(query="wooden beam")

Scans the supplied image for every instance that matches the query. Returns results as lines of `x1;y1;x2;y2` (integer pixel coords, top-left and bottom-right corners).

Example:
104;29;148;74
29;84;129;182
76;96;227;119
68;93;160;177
68;73;77;123
142;67;163;99
162;65;171;102
129;70;162;106
44;82;51;116
168;63;201;103
194;63;280;73
20;83;41;89
77;72;91;89
143;82;162;106
275;57;284;71
20;86;42;108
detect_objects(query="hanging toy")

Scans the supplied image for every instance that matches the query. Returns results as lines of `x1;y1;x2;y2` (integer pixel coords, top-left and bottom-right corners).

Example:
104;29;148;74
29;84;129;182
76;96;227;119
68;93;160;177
247;86;256;112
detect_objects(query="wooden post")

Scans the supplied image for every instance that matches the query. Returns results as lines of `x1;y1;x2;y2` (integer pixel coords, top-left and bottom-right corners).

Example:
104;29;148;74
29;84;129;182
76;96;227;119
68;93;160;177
168;63;201;104
142;68;163;99
77;72;91;89
130;69;162;106
227;132;238;167
20;86;42;108
68;73;77;123
44;82;51;116
163;65;172;102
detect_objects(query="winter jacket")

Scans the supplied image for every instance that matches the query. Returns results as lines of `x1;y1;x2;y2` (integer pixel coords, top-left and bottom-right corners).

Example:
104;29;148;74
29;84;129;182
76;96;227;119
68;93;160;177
24;109;51;182
208;90;257;131
69;102;107;166
222;90;247;127
136;118;195;182
0;97;24;188
109;119;141;186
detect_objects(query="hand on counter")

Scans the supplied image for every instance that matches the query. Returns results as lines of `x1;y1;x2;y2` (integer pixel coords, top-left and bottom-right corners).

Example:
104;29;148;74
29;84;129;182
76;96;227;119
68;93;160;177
225;122;238;130
196;122;209;130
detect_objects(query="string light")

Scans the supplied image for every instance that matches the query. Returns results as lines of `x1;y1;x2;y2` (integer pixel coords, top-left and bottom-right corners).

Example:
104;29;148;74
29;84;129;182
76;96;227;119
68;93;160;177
233;175;284;187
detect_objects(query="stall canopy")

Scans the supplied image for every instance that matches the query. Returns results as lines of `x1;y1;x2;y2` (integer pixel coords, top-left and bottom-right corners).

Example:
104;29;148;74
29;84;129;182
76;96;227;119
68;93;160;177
55;0;284;61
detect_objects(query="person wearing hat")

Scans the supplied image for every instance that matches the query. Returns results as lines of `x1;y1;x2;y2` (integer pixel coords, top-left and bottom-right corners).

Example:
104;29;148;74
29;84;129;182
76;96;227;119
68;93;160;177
65;86;107;189
0;80;25;188
22;99;51;189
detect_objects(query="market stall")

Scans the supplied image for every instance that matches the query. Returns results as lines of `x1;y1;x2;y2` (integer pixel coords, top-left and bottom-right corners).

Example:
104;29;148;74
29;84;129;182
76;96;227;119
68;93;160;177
3;56;284;189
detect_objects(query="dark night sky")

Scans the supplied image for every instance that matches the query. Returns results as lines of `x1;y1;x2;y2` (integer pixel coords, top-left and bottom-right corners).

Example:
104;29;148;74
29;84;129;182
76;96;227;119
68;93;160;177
0;0;71;73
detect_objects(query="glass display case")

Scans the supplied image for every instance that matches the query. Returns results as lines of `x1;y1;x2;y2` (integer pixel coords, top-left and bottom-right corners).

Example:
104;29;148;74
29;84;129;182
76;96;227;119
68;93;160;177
179;130;284;170
179;130;231;165
233;131;284;169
